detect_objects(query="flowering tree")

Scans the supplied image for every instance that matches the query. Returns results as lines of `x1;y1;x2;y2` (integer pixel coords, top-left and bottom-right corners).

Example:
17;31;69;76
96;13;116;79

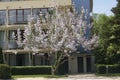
12;5;98;74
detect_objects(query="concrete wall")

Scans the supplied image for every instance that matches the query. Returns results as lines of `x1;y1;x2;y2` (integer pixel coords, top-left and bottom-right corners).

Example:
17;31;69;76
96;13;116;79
68;56;78;74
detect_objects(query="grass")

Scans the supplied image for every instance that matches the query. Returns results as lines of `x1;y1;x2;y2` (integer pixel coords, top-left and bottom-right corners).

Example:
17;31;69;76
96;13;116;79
96;73;120;77
12;74;67;78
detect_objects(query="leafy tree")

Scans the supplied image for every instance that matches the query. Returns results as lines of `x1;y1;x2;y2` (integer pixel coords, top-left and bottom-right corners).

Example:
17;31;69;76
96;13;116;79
92;14;114;64
13;6;98;75
107;0;120;64
111;0;120;24
93;0;120;64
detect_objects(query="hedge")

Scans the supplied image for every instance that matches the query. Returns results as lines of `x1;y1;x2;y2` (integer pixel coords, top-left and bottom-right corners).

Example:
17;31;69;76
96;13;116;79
11;66;51;75
97;64;120;74
0;64;11;79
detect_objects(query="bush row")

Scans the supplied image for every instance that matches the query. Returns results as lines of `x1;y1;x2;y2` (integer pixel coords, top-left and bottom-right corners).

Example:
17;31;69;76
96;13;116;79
11;66;51;75
97;64;120;74
0;64;11;79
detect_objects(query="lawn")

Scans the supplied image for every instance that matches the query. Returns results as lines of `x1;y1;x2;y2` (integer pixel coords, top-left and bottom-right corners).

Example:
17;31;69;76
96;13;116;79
12;75;67;78
96;73;120;77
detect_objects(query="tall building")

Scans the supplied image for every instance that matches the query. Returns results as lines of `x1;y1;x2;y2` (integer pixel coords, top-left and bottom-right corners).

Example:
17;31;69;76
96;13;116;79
0;0;94;74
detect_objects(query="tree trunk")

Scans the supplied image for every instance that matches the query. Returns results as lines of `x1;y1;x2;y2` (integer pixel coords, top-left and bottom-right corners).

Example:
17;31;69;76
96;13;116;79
51;51;63;75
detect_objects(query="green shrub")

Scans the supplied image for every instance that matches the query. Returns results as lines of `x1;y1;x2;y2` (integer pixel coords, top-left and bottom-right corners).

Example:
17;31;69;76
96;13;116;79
96;64;120;74
97;64;106;74
0;64;11;79
115;64;120;73
11;66;51;75
108;65;116;73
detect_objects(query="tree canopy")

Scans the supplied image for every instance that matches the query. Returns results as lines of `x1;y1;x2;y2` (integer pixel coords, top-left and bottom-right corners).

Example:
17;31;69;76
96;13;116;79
92;0;120;64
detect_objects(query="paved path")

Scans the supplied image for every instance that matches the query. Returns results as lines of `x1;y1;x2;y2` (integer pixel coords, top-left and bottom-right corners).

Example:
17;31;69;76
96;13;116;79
15;74;120;80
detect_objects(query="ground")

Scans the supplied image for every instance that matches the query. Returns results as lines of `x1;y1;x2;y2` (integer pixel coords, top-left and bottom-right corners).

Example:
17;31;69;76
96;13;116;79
15;74;120;80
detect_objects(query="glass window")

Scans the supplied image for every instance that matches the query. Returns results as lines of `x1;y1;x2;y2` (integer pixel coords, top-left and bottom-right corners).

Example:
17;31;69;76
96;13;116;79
9;30;24;40
33;8;40;15
24;9;31;22
9;10;16;25
0;10;6;25
9;9;31;25
48;8;54;15
9;30;17;40
41;8;48;14
0;31;5;41
0;0;18;2
0;0;10;2
0;31;5;48
17;10;23;23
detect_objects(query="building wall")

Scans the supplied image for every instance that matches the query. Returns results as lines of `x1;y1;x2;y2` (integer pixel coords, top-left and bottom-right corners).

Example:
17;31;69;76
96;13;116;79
0;0;72;49
68;56;78;74
0;0;72;9
68;54;95;74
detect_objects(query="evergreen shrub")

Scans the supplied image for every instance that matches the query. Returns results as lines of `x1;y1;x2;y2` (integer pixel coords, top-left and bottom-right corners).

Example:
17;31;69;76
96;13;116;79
11;66;51;75
0;64;11;79
97;64;120;74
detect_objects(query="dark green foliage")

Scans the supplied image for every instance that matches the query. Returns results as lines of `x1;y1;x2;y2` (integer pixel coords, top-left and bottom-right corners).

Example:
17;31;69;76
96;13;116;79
0;64;11;79
92;14;114;64
0;48;4;64
11;66;51;75
97;65;106;74
111;0;120;24
106;0;120;63
108;65;117;73
92;0;120;64
96;64;120;74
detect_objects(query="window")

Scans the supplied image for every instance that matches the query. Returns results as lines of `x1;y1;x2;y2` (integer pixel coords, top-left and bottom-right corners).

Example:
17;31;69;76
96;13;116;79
24;9;31;22
32;8;49;16
0;10;6;25
9;30;17;40
41;8;48;14
8;30;24;49
9;10;16;24
33;8;52;23
0;31;5;48
0;0;19;2
0;0;10;2
34;54;50;66
9;9;31;25
33;8;40;16
8;30;24;40
17;10;23;23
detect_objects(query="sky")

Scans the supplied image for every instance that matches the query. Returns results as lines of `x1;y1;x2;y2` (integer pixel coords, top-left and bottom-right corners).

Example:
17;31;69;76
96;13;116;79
93;0;117;16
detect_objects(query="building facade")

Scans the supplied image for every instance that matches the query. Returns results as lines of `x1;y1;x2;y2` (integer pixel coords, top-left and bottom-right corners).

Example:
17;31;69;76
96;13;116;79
0;0;94;74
